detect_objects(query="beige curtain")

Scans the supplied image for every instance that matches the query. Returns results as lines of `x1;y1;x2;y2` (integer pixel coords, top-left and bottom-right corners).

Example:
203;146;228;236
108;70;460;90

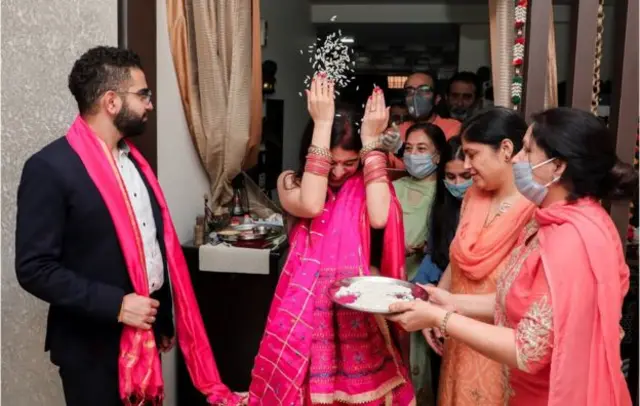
545;10;558;108
166;0;261;211
488;0;514;108
244;0;263;170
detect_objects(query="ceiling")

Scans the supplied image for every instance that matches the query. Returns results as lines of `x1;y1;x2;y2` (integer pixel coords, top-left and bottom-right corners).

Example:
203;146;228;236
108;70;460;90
311;0;581;4
316;23;458;47
316;23;460;74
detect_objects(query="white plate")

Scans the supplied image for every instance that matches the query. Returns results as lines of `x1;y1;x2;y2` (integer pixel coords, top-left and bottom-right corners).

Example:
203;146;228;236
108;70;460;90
328;276;429;314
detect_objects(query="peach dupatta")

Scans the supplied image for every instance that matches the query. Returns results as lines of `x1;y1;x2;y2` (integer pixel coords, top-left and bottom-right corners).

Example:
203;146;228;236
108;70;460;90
439;185;535;406
450;185;536;281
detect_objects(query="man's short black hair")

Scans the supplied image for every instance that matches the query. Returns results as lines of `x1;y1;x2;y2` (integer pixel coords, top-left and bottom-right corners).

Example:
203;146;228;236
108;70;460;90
447;71;481;99
68;46;143;114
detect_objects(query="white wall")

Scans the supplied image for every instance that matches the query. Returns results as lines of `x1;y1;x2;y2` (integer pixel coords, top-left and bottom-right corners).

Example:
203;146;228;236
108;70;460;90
261;0;316;170
457;24;490;72
312;4;615;82
157;1;210;245
156;2;206;405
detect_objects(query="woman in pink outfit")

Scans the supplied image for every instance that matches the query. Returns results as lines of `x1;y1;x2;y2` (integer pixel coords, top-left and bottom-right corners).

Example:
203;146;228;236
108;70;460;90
248;74;415;405
389;107;635;406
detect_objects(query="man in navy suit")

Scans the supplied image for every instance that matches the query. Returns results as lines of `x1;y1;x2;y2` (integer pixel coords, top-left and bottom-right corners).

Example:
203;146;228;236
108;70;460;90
15;46;175;405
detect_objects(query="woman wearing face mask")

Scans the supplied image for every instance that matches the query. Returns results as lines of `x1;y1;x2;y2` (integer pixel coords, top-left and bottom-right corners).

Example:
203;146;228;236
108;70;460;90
410;137;472;406
416;108;534;406
392;123;448;405
388;107;635;406
249;75;415;405
413;136;472;287
394;123;449;280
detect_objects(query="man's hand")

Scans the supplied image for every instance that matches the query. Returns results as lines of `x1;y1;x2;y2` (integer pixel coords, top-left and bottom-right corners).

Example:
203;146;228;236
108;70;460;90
119;293;159;330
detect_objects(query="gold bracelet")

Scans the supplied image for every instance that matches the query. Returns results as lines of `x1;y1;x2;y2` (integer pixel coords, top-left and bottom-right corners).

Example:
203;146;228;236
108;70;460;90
359;140;383;160
308;145;332;160
440;310;456;339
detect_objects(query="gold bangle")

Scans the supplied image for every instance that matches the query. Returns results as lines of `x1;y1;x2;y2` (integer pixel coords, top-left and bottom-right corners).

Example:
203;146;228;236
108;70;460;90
440;310;456;339
308;145;332;160
359;140;383;160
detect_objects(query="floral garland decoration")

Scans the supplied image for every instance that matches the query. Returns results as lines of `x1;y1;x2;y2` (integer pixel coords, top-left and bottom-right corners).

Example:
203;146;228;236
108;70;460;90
511;0;528;108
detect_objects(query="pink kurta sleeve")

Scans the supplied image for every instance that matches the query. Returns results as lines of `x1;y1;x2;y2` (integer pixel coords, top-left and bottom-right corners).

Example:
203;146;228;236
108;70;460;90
514;261;554;373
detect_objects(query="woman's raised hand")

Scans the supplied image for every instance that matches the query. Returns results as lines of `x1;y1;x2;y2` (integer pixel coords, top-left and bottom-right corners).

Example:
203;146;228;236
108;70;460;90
361;86;390;145
306;72;335;125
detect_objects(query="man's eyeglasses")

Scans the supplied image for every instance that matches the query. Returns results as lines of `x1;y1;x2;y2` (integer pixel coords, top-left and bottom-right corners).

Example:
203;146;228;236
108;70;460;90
117;89;152;104
404;85;433;96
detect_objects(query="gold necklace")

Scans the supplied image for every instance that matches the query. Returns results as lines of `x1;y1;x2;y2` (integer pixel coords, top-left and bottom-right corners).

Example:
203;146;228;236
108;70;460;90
484;197;515;228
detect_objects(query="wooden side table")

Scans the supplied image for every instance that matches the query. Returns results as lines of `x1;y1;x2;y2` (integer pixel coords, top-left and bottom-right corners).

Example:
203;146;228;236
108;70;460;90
176;241;288;405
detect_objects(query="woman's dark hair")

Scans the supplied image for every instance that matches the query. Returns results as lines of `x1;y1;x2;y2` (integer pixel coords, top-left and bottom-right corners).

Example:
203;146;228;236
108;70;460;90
431;136;465;270
460;106;528;154
290;103;362;184
405;123;452;270
530;107;638;201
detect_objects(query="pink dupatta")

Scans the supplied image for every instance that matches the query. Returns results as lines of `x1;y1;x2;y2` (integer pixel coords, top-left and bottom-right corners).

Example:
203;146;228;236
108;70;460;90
66;116;241;405
536;198;632;406
248;174;414;405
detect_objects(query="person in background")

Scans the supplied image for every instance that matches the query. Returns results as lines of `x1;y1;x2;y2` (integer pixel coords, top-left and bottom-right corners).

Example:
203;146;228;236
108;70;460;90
387;72;462;172
15;46;241;405
414;135;471;285
389;107;636;406
428;107;534;406
444;72;482;122
411;135;470;405
392;122;449;405
475;66;492;109
249;75;415;405
389;101;410;127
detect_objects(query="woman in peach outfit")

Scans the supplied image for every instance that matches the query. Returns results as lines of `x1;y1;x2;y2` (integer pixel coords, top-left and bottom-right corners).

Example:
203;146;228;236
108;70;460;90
389;107;634;406
429;108;534;405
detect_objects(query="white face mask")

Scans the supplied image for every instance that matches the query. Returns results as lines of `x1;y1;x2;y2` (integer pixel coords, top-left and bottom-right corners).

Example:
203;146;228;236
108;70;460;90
512;157;559;206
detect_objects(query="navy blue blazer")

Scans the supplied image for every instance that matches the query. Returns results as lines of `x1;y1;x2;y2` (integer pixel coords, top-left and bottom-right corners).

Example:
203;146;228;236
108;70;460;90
15;137;174;368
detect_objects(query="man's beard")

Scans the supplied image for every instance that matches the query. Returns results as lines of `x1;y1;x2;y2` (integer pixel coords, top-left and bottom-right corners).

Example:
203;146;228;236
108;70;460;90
114;102;147;138
449;105;477;122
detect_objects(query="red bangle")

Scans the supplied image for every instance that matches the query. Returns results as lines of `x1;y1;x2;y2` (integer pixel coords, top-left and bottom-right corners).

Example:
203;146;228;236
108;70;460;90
364;168;388;185
305;159;331;177
363;162;387;174
362;150;387;163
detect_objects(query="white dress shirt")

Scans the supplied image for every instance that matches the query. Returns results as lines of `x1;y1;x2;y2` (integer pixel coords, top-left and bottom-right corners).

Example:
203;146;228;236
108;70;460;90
113;143;164;293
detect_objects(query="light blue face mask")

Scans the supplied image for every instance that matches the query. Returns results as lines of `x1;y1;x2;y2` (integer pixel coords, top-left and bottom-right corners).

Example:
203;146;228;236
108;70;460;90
444;178;473;200
513;157;558;206
404;154;437;179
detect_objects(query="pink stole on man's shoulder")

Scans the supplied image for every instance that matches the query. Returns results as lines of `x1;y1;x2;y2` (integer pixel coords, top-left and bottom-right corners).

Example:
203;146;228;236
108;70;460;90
65;116;241;405
536;199;632;406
